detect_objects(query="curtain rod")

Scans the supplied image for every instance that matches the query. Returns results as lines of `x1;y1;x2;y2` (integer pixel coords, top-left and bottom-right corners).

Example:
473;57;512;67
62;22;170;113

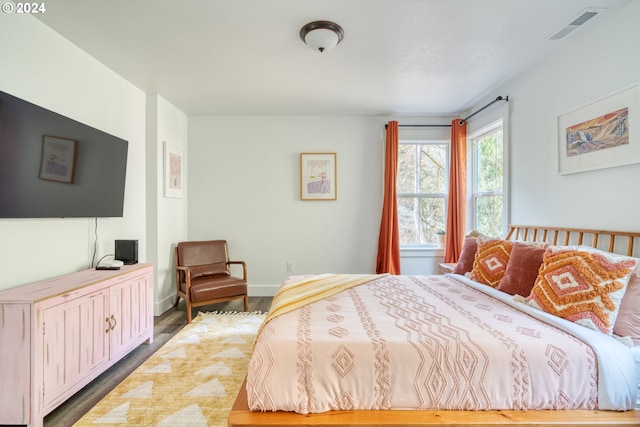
386;95;509;129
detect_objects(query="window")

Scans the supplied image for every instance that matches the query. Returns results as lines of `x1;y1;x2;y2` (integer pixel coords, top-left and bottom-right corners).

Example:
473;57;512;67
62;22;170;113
397;141;449;246
471;122;504;237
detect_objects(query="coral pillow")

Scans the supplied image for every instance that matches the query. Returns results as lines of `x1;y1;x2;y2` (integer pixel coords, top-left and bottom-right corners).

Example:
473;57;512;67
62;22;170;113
497;242;545;296
452;236;478;275
469;237;513;287
528;246;638;335
613;261;640;343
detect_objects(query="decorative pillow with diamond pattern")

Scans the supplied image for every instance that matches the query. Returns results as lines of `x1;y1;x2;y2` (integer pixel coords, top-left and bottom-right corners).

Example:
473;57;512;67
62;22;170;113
527;246;638;335
469;237;513;287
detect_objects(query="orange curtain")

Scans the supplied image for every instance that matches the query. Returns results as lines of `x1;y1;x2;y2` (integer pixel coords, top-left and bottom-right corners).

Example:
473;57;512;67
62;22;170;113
376;121;401;274
444;119;467;263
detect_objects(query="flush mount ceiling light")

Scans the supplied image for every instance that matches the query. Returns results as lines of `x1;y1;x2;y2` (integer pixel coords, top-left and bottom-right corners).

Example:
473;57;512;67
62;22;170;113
300;21;344;53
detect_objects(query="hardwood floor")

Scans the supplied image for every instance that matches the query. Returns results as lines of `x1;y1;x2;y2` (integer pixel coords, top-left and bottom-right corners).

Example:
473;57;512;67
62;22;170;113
44;296;273;427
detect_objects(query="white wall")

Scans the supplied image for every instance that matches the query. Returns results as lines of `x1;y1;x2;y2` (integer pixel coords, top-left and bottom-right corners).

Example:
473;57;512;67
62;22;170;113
470;1;640;232
146;94;189;315
0;12;147;290
188;116;386;294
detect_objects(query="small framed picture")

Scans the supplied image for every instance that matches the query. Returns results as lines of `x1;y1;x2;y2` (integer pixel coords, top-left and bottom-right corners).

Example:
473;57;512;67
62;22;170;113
300;152;337;200
38;135;77;184
164;141;184;198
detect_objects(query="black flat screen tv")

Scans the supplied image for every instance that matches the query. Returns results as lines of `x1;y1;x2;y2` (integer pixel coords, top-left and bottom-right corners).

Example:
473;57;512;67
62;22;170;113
0;90;128;218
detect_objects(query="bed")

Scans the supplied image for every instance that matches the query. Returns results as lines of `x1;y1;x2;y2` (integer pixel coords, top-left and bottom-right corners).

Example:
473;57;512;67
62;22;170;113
229;225;640;426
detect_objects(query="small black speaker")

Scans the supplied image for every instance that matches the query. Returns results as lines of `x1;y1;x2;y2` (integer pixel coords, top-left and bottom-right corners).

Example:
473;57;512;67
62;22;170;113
115;240;138;265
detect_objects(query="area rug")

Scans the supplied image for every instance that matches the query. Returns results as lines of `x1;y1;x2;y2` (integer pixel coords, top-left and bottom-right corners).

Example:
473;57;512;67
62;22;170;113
73;311;265;427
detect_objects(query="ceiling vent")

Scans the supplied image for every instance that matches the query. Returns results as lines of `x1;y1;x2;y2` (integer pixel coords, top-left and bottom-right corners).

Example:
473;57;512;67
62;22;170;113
547;8;606;41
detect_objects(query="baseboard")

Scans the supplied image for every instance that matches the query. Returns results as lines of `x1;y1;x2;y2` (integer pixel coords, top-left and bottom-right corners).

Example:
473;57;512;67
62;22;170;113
154;293;176;317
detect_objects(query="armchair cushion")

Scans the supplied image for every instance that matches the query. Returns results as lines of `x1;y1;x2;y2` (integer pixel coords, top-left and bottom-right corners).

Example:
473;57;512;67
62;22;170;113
186;276;247;303
189;263;230;279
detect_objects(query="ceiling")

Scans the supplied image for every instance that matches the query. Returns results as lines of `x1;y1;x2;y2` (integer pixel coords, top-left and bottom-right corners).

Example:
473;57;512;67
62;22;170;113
36;0;628;116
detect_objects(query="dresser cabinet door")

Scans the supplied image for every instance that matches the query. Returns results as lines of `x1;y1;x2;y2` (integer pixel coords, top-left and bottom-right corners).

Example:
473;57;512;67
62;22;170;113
0;304;31;424
42;289;109;408
109;271;153;360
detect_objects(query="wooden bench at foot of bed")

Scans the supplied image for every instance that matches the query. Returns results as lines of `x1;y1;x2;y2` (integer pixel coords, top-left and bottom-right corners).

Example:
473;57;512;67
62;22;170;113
229;379;640;427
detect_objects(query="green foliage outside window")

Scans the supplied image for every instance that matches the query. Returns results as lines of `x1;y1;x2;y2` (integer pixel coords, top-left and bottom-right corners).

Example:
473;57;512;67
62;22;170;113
474;129;503;237
397;126;504;245
397;142;448;245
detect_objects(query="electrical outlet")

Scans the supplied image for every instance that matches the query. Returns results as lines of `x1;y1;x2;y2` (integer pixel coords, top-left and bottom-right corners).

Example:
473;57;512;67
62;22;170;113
286;261;294;271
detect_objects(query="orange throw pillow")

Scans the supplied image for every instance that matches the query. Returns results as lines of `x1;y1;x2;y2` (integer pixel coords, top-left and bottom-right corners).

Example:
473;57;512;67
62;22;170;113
469;237;513;287
528;246;637;335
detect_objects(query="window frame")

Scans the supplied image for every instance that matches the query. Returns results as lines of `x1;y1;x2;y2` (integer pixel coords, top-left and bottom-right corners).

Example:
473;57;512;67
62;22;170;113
469;119;507;236
397;139;450;248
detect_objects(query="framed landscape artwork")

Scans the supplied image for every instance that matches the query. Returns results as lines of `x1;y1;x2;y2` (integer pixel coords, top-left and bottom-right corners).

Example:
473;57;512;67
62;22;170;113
557;83;639;174
300;152;337;200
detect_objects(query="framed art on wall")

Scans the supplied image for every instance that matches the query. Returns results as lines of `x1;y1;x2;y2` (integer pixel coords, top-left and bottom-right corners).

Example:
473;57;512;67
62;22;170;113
300;152;337;200
38;135;77;184
557;83;639;174
164;141;184;198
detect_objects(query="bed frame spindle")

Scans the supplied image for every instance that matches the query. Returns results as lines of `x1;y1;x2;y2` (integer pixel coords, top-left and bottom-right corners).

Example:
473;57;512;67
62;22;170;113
507;225;640;257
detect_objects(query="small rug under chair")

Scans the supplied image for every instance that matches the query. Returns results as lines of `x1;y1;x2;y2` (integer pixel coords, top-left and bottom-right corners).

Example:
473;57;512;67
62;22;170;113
73;311;265;427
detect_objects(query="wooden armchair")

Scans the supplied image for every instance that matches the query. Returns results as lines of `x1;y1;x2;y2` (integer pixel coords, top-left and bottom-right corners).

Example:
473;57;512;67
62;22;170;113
174;240;248;323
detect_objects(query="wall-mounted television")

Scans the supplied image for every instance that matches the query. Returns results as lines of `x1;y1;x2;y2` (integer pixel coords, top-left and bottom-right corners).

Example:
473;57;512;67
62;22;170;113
0;90;128;218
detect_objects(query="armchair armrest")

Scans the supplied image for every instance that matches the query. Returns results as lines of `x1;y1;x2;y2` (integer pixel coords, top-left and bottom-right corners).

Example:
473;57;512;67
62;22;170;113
176;265;193;290
227;260;247;281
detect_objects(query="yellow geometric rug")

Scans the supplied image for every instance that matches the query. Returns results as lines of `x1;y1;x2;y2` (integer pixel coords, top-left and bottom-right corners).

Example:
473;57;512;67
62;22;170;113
74;312;265;427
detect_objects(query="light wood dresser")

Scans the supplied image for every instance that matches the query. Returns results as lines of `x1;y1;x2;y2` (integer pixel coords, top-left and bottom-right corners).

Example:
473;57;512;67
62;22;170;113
0;264;153;427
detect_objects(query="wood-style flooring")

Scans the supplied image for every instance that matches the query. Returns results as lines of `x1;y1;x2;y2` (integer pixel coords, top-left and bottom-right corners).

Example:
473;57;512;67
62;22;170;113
44;297;273;427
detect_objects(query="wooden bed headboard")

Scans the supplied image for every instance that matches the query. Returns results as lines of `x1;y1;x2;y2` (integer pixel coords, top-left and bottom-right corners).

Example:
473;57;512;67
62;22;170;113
505;225;640;257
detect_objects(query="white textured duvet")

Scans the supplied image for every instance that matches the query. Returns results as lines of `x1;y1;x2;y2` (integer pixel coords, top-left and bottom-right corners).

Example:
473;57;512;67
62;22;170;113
247;274;637;413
